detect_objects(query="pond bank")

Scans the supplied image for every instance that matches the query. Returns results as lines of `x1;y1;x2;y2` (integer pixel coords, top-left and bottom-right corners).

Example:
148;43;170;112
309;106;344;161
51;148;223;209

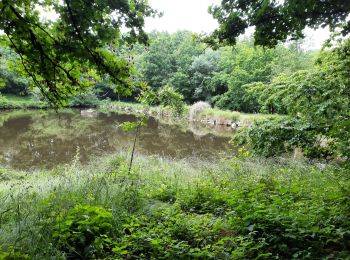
0;94;97;110
99;101;283;129
0;95;283;129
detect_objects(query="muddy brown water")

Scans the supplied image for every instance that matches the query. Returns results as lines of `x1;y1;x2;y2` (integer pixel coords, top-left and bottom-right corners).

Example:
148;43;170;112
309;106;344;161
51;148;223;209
0;109;234;170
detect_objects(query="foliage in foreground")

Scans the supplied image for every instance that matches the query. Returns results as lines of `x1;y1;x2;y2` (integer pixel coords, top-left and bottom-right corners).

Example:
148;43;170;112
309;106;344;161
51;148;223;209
0;154;349;259
0;94;48;109
208;0;350;47
236;38;350;162
0;0;157;106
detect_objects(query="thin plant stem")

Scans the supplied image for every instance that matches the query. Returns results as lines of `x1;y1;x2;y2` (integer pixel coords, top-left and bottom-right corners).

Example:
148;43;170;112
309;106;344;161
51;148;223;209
128;123;140;175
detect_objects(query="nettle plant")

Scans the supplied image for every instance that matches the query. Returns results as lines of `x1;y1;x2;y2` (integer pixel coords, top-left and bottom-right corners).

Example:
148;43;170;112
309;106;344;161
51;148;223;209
53;205;114;259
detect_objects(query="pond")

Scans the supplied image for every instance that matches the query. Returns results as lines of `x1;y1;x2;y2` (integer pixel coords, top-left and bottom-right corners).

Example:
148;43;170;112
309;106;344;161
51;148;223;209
0;109;234;170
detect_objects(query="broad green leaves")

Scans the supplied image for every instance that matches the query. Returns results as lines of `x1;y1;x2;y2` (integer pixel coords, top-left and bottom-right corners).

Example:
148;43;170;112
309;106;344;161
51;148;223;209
0;0;157;106
212;41;313;113
239;38;350;160
208;0;350;47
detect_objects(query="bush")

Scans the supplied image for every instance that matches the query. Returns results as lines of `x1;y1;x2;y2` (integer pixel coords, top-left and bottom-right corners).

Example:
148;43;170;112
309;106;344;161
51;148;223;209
233;117;333;158
69;91;99;107
0;94;8;106
0;94;47;109
157;85;185;116
53;205;114;259
189;101;211;120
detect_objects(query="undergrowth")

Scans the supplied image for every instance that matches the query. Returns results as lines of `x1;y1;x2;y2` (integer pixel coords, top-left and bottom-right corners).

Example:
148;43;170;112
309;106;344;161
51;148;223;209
198;108;241;123
0;94;48;109
101;101;282;127
0;154;349;259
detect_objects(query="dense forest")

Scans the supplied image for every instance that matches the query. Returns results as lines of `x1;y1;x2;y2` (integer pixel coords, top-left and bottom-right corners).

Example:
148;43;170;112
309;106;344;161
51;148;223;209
0;0;349;259
2;31;315;112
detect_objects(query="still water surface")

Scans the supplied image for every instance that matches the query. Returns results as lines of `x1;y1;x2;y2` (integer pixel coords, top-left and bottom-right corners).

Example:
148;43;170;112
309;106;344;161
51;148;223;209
0;109;233;169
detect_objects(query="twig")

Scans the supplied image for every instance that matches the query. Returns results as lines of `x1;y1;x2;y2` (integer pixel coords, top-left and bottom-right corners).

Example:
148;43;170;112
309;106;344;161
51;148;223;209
128;123;140;175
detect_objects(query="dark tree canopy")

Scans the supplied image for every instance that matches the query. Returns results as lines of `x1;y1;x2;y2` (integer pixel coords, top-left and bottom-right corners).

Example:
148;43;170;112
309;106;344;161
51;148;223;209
209;0;350;47
0;0;156;105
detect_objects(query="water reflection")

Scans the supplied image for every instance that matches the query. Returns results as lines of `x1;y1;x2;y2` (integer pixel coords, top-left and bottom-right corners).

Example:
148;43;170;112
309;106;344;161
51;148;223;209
0;109;233;169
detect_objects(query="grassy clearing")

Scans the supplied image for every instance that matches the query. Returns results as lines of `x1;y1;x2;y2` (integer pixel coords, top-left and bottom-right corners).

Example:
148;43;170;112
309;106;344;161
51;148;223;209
198;108;285;126
0;94;100;110
236;113;286;128
0;153;349;259
0;94;48;109
198;108;241;123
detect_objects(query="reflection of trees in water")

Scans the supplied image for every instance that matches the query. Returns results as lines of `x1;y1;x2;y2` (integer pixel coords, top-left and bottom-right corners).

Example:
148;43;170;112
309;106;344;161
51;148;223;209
137;120;232;159
0;110;232;169
188;121;234;138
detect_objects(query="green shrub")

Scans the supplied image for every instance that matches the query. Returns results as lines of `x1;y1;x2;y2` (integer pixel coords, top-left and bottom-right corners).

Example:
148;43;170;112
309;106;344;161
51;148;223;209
53;205;114;259
112;209;229;259
177;183;229;215
157;85;185;117
0;247;29;260
234;117;333;158
0;95;9;108
0;94;47;109
69;91;99;107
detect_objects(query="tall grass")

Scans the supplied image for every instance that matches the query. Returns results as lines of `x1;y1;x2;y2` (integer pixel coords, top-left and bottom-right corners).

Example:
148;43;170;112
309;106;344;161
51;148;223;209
99;100;190;119
102;101;283;127
198;108;241;123
198;107;285;126
0;94;48;109
0;153;349;258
